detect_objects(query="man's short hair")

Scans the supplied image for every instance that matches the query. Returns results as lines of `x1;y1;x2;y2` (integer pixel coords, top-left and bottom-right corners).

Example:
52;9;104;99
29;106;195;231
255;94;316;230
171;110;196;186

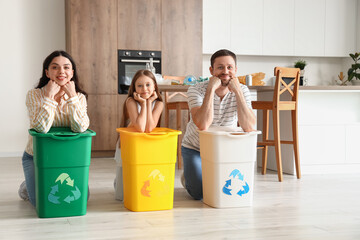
210;49;237;67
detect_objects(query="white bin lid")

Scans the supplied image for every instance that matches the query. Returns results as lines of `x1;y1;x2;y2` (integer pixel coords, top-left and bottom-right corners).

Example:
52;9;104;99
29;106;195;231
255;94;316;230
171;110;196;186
198;126;261;136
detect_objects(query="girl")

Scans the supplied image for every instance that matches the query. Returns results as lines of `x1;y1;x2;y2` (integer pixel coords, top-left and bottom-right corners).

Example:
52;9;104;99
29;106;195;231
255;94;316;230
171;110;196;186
114;69;163;200
18;50;90;206
122;69;163;132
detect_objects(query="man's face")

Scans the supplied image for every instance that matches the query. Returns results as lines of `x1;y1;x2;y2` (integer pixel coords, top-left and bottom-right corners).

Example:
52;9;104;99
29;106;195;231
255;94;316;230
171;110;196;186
210;56;237;86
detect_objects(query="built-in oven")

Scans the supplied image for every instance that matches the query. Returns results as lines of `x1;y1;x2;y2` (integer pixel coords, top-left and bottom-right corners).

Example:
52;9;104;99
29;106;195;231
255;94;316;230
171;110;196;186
118;49;161;94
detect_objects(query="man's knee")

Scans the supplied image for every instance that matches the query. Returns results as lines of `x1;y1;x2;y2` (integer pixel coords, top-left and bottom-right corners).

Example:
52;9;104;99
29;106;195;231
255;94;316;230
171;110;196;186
185;178;203;200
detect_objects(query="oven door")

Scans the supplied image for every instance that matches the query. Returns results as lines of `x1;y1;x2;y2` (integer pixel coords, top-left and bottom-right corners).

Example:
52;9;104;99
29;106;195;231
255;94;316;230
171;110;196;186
118;59;161;94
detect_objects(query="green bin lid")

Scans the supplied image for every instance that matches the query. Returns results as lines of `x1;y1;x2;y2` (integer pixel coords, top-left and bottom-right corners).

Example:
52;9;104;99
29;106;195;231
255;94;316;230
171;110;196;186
29;127;96;140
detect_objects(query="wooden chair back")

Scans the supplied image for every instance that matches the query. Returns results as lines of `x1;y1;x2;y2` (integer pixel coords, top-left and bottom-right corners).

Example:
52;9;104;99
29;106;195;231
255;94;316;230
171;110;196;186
273;67;300;106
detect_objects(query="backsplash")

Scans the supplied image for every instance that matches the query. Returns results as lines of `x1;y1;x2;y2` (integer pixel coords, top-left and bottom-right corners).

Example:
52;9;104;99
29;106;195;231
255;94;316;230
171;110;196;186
202;54;352;86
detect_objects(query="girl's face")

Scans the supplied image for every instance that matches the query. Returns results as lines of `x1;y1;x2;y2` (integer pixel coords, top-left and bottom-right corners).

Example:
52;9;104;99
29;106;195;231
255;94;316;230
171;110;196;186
45;56;74;86
134;75;155;99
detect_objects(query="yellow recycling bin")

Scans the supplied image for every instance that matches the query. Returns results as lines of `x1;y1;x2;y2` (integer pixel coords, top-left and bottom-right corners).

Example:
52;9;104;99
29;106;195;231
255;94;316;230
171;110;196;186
116;128;181;212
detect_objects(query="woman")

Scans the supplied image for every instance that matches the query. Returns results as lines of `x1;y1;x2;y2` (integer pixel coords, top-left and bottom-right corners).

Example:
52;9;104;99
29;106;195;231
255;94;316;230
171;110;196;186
19;50;89;206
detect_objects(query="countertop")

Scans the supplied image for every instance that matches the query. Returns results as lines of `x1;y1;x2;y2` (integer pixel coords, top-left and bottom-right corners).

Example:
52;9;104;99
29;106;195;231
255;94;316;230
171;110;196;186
158;84;360;92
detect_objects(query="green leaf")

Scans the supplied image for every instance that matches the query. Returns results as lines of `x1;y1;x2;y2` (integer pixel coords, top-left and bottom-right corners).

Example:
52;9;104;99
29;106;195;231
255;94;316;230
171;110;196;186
352;63;360;69
348;72;355;81
350;53;356;61
355;73;360;81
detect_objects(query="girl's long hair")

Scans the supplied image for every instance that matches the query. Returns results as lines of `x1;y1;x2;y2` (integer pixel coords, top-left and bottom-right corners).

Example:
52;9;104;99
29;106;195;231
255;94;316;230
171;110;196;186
120;70;162;127
36;50;87;98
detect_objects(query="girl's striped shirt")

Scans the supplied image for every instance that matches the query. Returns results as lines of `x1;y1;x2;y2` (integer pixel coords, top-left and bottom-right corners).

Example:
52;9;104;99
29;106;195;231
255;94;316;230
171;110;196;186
25;88;90;155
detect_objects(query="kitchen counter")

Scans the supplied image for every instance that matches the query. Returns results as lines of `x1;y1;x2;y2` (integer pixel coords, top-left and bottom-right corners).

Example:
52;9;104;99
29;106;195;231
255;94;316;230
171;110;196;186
256;87;360;175
159;84;360;92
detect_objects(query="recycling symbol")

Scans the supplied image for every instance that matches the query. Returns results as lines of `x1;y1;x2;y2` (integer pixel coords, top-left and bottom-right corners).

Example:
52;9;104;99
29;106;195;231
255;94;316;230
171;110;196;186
140;169;168;197
48;173;82;204
222;169;250;197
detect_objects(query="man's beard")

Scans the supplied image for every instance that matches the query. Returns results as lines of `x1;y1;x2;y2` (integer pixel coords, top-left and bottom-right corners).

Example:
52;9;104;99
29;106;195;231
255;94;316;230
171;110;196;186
219;74;231;86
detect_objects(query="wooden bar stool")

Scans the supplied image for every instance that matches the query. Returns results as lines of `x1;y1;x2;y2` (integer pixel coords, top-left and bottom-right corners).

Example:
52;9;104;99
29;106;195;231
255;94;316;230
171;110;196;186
251;67;301;182
163;76;189;169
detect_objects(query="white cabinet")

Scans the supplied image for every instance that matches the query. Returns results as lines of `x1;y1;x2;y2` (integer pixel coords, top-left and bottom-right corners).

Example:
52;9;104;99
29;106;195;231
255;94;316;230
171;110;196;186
294;0;326;56
346;125;360;164
203;0;231;54
325;0;357;57
263;0;295;56
203;0;358;56
230;0;263;55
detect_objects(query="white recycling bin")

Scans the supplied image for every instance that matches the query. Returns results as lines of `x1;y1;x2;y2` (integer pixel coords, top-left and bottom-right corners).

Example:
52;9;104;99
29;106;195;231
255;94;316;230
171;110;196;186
199;126;261;208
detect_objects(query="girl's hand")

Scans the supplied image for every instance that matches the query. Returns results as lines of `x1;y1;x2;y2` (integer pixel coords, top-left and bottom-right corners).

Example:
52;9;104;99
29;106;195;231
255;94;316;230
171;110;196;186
133;92;146;104
148;92;158;102
44;80;61;99
62;81;77;98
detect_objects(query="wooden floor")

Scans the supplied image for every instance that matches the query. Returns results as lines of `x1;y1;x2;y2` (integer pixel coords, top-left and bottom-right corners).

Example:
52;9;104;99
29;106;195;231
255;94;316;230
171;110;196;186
1;156;360;240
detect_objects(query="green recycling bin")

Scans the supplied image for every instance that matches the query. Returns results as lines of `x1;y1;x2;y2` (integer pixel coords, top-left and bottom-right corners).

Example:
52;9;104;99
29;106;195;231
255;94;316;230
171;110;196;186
29;127;96;218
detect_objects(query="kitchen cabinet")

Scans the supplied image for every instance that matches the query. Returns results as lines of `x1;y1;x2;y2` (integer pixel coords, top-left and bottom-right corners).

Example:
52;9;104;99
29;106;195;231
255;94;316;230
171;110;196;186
230;0;263;55
203;0;357;57
325;0;357;57
203;0;231;54
162;0;202;76
66;0;202;154
117;0;161;51
87;95;118;152
65;0;117;95
263;0;294;56
294;0;325;56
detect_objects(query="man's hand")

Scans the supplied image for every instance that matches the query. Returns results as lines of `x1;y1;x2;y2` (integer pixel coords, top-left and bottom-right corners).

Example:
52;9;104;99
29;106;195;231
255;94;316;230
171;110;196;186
208;76;221;91
228;77;241;93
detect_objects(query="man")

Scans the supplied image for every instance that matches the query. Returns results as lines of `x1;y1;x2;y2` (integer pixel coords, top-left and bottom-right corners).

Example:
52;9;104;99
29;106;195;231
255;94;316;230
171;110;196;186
181;49;256;200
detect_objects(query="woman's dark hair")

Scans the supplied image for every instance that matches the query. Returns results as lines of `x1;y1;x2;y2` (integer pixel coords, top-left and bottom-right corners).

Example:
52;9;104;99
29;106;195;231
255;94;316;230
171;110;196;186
120;69;162;127
36;50;87;98
210;49;237;68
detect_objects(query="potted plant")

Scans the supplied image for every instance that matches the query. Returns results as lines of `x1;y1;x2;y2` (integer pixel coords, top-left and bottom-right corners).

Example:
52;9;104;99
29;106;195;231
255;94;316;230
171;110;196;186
347;52;360;85
294;59;307;85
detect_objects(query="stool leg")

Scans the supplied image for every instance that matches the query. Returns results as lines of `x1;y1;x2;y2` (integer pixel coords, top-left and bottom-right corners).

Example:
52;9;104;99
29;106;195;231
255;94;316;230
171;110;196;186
292;109;301;179
262;109;269;175
273;108;283;182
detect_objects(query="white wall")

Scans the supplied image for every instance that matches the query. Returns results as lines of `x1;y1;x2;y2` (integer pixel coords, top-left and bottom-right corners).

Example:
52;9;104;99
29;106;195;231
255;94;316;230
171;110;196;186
0;0;65;156
358;0;360;49
202;55;349;86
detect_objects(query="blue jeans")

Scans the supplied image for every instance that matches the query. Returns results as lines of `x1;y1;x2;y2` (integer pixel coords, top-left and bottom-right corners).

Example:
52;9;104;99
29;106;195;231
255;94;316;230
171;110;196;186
181;146;203;200
22;151;36;206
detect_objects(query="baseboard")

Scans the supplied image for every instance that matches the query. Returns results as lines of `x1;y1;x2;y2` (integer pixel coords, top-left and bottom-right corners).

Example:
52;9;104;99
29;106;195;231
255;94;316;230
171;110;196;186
0;151;23;157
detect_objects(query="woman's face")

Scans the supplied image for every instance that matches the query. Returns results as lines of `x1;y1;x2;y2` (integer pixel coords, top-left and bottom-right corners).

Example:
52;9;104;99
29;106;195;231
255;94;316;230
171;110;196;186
45;56;74;86
134;75;155;99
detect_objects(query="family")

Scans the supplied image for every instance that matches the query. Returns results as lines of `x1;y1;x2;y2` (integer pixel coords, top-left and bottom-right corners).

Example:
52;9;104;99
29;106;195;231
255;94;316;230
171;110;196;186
18;49;256;207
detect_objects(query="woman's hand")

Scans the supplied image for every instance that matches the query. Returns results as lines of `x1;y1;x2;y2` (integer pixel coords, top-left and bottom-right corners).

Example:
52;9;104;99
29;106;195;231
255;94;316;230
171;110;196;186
133;92;146;104
44;80;61;100
148;91;158;103
62;81;77;98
